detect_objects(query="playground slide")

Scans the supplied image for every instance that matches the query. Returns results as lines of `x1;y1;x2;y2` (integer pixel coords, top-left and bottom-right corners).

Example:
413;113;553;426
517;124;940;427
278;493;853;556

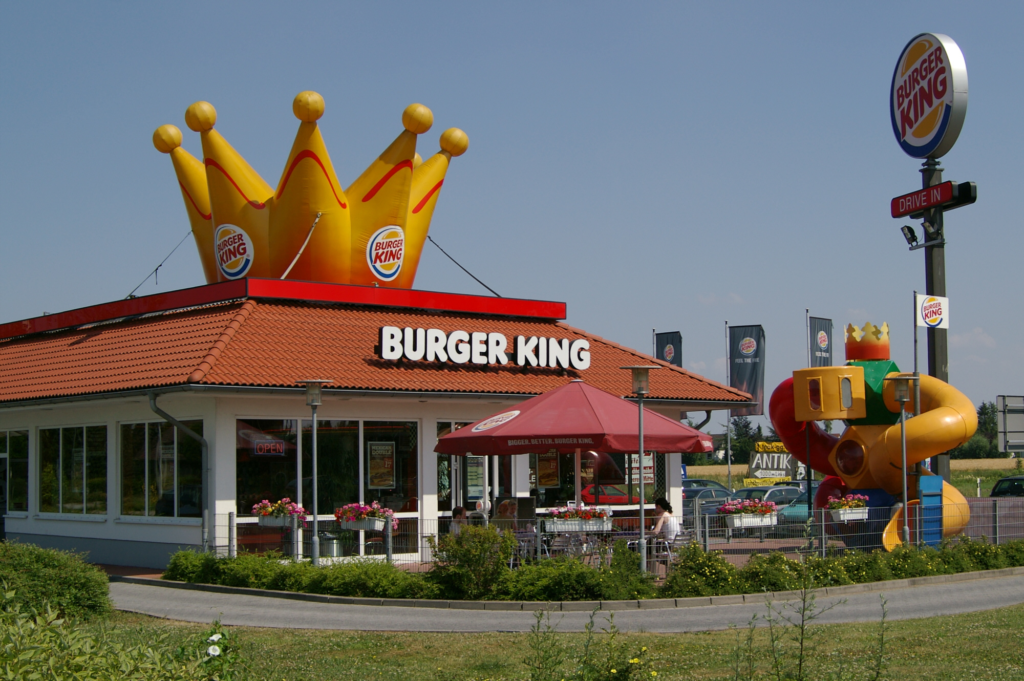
881;481;970;550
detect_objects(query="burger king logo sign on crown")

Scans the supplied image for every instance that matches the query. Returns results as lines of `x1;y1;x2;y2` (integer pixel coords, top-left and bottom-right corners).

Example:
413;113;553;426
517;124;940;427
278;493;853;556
215;225;254;280
366;225;405;282
890;33;968;159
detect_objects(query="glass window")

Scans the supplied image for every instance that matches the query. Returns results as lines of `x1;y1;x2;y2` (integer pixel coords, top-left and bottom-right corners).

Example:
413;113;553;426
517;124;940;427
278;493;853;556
38;426;107;515
7;431;28;512
301;419;358;515
363;421;418;513
120;421;202;517
235;419;298;516
436;422;471;513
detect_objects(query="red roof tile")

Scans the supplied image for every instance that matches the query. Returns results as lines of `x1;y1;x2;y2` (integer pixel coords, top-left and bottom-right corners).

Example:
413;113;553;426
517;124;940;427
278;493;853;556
0;299;749;406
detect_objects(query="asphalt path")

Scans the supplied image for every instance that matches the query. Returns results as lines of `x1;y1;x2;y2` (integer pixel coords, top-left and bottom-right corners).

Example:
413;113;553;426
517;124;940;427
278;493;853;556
110;573;1024;633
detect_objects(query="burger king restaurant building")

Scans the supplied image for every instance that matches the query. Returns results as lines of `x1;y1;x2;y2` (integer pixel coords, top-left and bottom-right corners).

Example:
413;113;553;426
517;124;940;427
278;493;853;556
0;279;749;568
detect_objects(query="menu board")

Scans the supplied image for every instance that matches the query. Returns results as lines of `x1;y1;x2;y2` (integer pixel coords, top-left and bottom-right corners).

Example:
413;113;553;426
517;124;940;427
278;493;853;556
629;452;655;485
368;442;396;489
537;450;560;489
466;455;486;500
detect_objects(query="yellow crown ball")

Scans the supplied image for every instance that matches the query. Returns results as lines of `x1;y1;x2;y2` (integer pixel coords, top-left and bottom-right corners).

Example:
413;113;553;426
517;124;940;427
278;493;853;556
152;124;182;153
293;91;325;122
185;101;217;132
402;103;433;134
440;128;469;156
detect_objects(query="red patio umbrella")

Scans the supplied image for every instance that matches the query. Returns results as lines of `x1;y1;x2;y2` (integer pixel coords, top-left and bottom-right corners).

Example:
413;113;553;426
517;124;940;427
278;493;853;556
434;380;713;507
434;380;713;457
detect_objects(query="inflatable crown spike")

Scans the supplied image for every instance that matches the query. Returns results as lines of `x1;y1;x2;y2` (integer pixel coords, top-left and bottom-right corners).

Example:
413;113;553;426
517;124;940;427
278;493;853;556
845;321;891;361
268;92;351;283
345;103;433;286
152;125;218;284
185;101;274;280
394;128;470;289
156;94;465;287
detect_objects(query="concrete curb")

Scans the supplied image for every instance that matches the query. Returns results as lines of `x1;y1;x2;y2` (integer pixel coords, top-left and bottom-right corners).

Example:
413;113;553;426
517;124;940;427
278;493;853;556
109;565;1024;611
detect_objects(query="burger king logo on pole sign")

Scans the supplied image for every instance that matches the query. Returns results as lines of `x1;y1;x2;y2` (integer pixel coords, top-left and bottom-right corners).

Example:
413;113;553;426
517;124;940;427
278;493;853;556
817;331;829;351
917;294;950;329
663;344;675;363
367;225;405;282
215;225;254;279
739;337;757;356
890;33;968;159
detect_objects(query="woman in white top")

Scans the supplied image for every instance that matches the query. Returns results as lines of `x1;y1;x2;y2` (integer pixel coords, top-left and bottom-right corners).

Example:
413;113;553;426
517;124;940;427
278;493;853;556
651;497;679;544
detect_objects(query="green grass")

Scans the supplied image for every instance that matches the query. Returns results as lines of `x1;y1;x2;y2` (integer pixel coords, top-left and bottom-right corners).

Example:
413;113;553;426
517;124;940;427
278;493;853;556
951;467;1015;498
91;604;1024;680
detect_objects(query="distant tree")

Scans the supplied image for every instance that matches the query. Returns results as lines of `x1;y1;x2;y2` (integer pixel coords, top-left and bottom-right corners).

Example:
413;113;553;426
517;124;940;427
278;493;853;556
729;416;757;464
977;402;998;444
950;401;1000;459
764;425;782;442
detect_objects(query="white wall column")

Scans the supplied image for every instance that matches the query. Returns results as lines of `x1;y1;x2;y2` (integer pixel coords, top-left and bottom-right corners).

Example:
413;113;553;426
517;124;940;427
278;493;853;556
667;452;683;517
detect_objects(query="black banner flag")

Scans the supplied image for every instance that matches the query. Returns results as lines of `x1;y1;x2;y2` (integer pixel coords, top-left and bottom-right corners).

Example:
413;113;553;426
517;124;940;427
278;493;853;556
729;325;765;416
655;331;682;367
809;317;833;367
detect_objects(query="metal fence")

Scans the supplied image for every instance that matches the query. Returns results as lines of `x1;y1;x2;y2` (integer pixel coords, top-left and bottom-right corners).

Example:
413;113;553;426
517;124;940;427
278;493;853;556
207;498;1024;576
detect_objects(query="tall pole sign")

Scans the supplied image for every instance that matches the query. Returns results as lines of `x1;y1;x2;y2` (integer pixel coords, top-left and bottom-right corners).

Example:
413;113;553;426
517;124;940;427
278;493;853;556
889;33;974;482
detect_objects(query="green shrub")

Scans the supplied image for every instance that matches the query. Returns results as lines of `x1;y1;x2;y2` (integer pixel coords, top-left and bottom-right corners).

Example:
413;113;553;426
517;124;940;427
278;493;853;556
163;549;221;584
314;559;437;599
498;558;604;602
0;540;111;620
835;549;893;584
940;537;1008;573
739;552;802;593
659;543;740;598
598;539;655;601
217;551;289;589
0;587;240;679
426;525;516;599
1001;539;1024;567
883;545;946;579
802;556;854;587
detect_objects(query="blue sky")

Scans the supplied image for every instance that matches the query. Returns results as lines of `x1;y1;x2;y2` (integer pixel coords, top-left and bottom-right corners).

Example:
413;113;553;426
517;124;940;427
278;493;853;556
1;2;1021;428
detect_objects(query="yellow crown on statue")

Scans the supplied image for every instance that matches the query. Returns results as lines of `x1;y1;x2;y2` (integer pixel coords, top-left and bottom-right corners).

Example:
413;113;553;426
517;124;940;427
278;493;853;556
153;92;468;288
844;321;890;361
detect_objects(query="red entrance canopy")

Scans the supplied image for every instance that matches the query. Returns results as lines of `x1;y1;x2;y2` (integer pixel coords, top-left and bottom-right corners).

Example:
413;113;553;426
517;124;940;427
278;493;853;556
434;380;713;456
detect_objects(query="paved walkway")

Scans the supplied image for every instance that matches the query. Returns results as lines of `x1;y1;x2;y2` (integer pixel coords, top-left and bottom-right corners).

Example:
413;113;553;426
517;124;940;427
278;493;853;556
110;572;1024;633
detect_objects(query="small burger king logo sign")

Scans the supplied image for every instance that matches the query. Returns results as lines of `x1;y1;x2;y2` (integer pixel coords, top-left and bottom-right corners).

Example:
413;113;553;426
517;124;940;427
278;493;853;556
739;337;757;356
817;331;829;350
890;33;968;159
367;225;405;282
472;411;520;433
916;295;949;329
215;225;253;280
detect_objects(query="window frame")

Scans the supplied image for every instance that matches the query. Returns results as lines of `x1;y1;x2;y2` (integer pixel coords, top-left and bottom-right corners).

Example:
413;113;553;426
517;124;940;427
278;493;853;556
118;419;203;519
36;424;107;516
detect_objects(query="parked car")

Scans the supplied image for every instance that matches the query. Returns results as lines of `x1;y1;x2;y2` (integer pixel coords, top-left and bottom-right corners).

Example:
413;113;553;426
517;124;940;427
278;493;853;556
681;478;732;494
580;484;640;504
685;487;733;516
724;485;803;509
990;475;1024;497
776;486;820;535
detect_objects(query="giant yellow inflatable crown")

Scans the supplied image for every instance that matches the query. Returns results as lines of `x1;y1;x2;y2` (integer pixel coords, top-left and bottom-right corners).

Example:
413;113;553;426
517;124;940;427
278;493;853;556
154;92;468;288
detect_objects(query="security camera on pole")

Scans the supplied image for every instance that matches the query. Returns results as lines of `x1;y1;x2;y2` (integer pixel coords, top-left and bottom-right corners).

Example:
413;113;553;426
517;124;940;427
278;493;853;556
889;33;976;483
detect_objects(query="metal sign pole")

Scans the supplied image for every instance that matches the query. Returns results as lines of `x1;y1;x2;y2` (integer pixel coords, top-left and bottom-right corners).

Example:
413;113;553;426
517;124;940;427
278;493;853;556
921;160;950;483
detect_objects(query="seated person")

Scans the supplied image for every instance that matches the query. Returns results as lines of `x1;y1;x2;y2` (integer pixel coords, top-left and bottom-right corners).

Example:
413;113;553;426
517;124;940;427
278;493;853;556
651;497;679;544
494;499;519;531
450;506;467;536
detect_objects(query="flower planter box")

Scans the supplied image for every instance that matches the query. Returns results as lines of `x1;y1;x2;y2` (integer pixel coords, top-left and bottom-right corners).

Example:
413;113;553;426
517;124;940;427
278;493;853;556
545;518;611;533
257;515;295;528
724;513;777;529
337;517;387;532
830;507;869;523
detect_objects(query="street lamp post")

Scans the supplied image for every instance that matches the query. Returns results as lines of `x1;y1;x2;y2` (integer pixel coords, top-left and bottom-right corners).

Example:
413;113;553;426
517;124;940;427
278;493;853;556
622;365;659;573
297;380;333;566
886;374;914;547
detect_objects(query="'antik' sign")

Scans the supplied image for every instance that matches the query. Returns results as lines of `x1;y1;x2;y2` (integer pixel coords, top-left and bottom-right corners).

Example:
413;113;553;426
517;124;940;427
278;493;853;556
378;326;591;370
